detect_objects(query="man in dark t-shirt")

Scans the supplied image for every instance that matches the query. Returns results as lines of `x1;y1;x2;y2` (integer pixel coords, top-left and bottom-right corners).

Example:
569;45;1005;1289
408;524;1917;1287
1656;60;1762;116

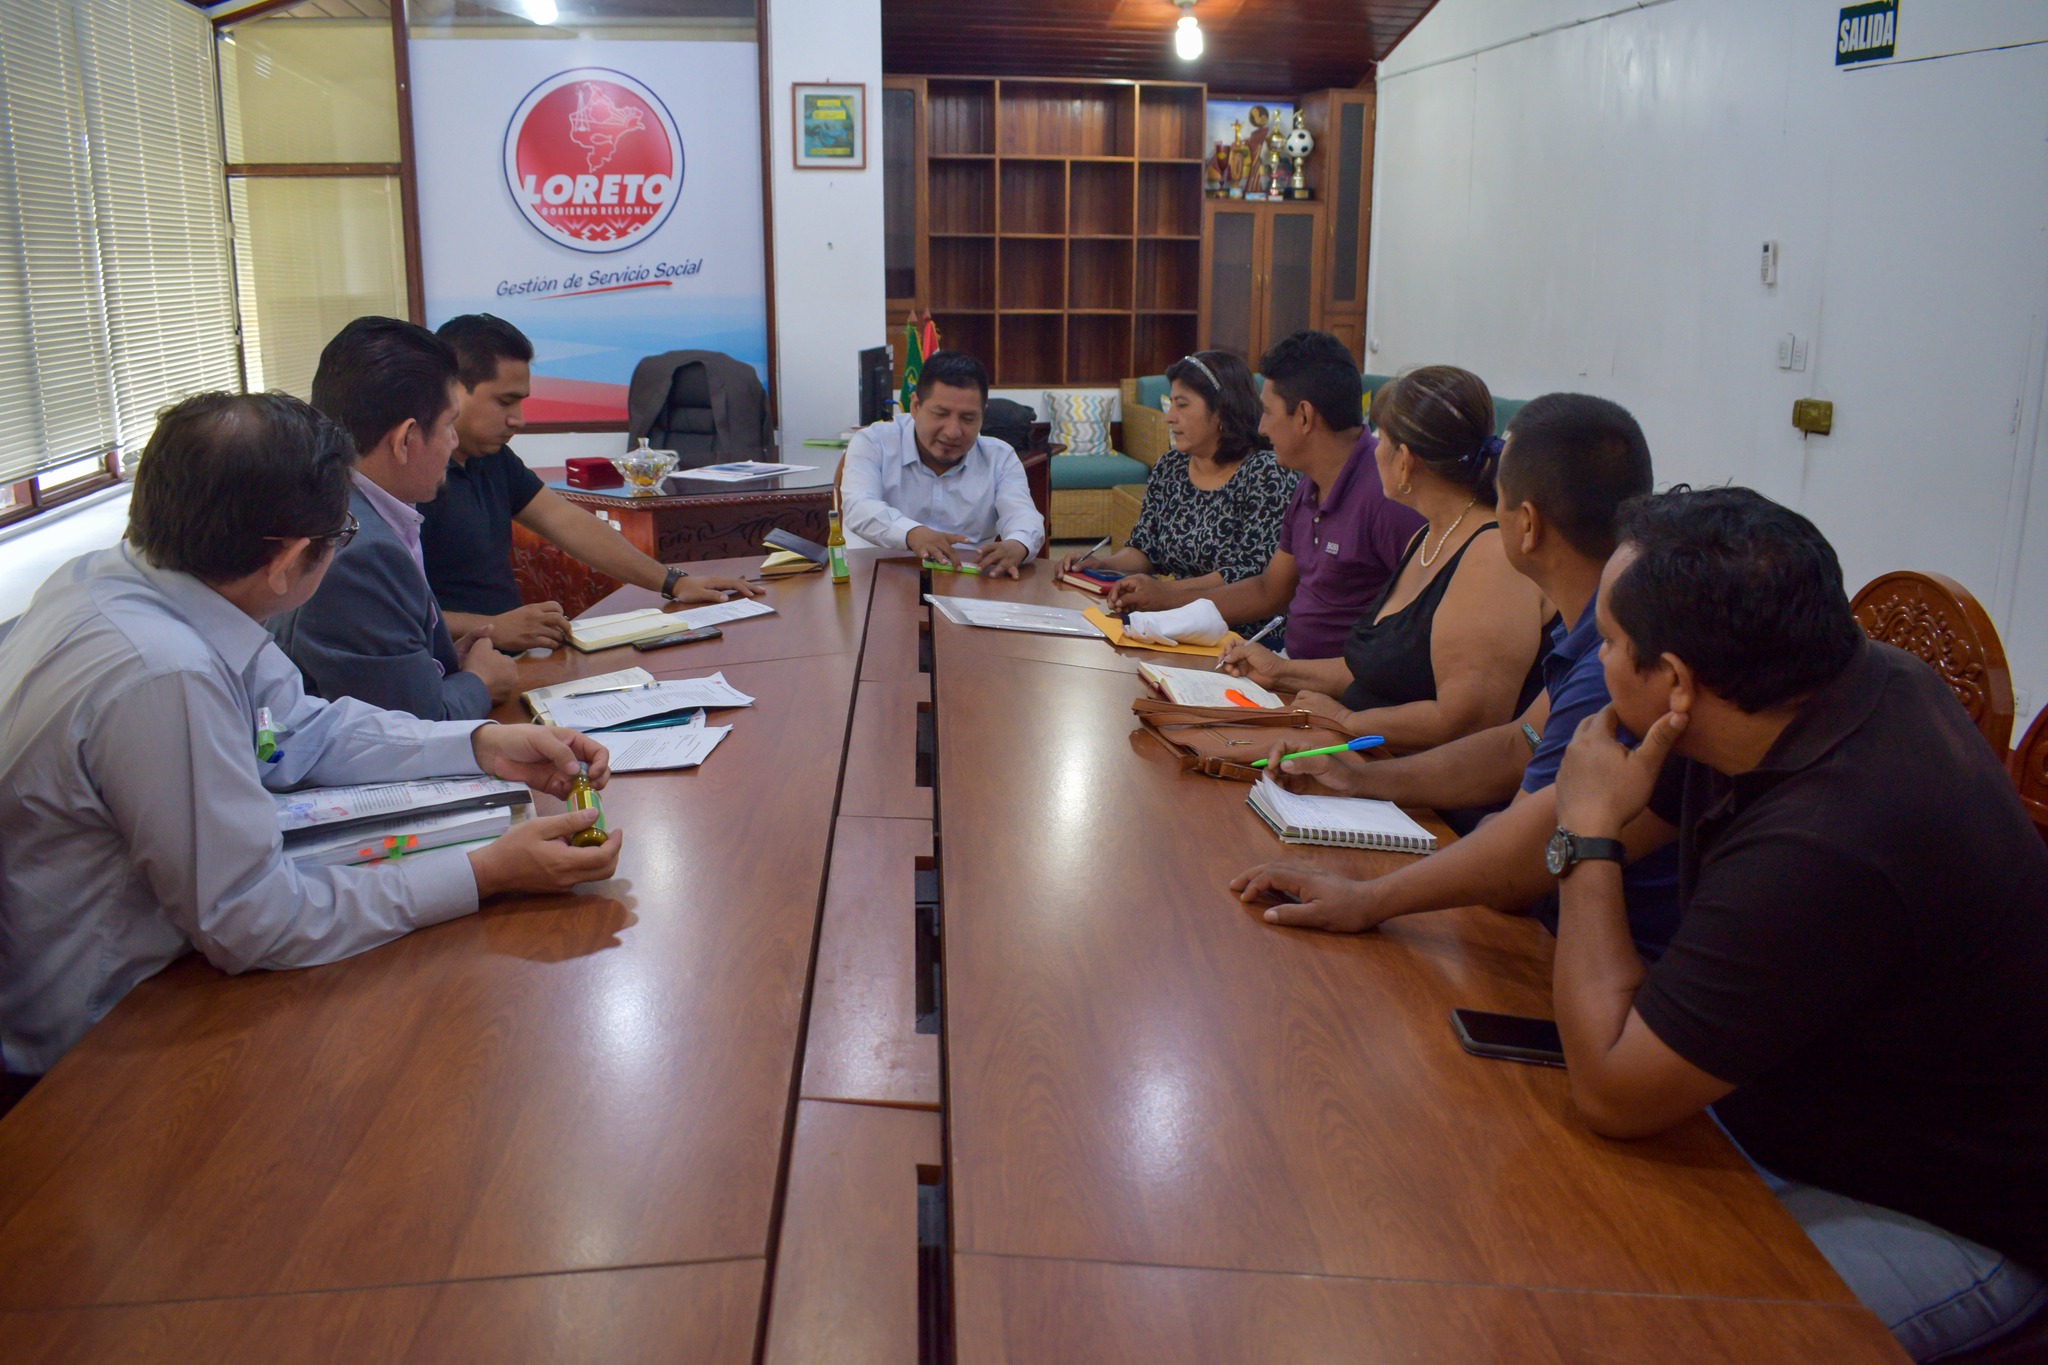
419;315;759;651
1550;487;2047;1361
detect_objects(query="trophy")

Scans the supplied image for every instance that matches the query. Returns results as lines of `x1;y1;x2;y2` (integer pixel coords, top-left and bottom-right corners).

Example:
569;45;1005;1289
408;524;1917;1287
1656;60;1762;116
1224;119;1249;199
1283;110;1315;200
1258;126;1285;202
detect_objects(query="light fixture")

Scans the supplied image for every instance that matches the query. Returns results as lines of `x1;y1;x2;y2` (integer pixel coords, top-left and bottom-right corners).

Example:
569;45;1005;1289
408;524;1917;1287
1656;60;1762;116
521;0;559;25
1173;0;1202;60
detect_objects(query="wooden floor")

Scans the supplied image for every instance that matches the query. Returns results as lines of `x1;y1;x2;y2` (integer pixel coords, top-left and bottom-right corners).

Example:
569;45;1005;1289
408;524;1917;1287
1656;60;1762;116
0;552;1908;1362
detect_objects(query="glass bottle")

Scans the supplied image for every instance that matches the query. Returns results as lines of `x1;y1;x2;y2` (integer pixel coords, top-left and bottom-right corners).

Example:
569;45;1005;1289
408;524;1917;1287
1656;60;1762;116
568;762;608;847
827;509;850;585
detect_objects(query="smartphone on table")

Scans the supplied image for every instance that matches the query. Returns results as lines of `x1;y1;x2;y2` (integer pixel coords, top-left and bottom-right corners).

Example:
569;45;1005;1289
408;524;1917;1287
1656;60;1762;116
1451;1009;1566;1068
632;625;722;651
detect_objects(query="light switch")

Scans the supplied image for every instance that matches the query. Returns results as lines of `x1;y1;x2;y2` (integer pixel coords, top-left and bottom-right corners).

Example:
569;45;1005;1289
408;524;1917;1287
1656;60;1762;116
1791;335;1808;371
1778;333;1795;368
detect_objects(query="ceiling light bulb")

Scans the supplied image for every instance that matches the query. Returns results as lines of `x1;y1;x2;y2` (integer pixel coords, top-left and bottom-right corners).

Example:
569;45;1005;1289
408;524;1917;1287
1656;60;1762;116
522;0;558;24
1175;13;1203;60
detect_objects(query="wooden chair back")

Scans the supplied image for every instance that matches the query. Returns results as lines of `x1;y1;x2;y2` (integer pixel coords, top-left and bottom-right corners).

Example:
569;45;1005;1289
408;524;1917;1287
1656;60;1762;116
1850;570;2015;754
2011;705;2048;847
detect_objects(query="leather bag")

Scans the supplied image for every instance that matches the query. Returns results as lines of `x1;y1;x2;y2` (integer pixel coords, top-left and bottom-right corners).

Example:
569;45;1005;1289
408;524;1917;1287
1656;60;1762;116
1131;697;1354;783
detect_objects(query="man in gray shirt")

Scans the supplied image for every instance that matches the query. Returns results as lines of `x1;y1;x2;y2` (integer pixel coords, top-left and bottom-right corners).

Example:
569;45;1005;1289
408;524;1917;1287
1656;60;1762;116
270;317;518;720
0;392;622;1085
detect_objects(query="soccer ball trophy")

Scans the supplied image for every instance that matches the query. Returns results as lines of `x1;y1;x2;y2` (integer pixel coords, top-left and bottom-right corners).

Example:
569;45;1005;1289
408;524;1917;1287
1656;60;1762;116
1283;111;1315;200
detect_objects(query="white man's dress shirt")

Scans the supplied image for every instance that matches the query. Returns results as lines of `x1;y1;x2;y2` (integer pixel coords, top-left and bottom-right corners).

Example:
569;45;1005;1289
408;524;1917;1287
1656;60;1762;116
839;415;1045;555
0;544;489;1074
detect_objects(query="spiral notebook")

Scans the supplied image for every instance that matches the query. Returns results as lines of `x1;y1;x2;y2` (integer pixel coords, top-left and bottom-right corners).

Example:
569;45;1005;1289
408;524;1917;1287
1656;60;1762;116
1247;776;1437;854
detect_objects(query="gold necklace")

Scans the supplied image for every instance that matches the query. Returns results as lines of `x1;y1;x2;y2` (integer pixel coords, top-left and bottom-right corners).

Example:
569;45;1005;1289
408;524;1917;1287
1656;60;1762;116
1418;498;1478;568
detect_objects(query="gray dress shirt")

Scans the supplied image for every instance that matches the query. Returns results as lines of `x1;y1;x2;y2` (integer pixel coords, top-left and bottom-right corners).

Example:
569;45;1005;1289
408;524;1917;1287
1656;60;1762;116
0;544;487;1075
839;415;1045;555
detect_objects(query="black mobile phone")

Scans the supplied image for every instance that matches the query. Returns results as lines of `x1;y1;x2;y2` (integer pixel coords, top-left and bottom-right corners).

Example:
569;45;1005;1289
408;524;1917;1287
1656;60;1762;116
632;625;723;651
1451;1009;1566;1068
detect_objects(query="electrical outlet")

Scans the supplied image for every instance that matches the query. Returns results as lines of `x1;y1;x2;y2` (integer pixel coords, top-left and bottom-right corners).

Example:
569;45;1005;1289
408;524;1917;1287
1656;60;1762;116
1778;333;1795;368
1761;239;1780;287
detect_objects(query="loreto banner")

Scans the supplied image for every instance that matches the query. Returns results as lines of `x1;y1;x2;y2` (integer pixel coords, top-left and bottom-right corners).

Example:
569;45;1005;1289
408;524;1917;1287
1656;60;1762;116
409;38;767;424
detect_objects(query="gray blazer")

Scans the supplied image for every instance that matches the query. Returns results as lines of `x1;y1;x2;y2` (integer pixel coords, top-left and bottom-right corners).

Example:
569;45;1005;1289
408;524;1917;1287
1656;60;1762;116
270;487;491;722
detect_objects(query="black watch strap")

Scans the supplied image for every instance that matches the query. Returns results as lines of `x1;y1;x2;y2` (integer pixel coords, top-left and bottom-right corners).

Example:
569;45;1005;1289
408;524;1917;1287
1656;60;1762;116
1568;834;1626;865
661;566;687;599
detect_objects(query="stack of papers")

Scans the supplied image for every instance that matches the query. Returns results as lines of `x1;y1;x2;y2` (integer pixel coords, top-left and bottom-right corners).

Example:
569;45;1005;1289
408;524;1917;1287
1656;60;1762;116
274;777;530;837
668;461;811;484
544;672;756;731
606;713;733;772
284;806;515;868
925;594;1101;638
523;667;654;724
1137;662;1283;708
568;598;775;651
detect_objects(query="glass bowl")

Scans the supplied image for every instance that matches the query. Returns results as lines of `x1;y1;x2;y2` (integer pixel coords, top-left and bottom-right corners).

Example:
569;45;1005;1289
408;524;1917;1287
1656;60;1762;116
610;448;678;496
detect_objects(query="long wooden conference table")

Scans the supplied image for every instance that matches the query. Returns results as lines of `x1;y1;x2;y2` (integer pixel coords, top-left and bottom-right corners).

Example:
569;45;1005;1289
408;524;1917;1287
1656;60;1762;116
0;552;1906;1362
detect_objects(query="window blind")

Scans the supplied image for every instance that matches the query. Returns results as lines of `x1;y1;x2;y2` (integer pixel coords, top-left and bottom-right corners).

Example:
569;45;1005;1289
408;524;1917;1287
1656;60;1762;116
0;1;116;485
0;0;238;486
77;0;240;459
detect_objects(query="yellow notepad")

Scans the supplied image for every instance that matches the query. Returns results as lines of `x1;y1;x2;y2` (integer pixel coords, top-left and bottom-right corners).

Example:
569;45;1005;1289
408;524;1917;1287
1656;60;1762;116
1082;606;1241;659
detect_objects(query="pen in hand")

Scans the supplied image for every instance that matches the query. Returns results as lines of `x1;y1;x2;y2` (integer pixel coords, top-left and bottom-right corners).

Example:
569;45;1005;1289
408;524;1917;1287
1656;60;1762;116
1214;615;1283;671
1251;735;1387;769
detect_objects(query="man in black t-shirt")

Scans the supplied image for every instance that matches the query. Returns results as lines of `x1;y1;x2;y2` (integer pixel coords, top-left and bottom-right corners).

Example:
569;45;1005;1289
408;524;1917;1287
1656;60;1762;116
1548;488;2047;1361
420;315;759;652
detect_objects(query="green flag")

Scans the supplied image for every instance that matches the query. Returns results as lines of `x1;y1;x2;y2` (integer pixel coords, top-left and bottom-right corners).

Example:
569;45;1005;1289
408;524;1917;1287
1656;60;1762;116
899;311;926;413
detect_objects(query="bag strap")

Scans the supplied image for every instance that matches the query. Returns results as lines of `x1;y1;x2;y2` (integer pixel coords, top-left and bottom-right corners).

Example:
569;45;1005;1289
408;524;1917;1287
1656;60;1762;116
1131;697;1325;728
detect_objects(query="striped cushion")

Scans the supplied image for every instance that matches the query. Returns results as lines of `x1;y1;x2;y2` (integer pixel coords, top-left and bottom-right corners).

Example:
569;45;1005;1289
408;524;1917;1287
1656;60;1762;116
1043;390;1114;458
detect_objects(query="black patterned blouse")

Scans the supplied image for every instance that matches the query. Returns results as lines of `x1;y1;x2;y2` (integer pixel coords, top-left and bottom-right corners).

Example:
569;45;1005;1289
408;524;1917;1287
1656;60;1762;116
1125;448;1300;584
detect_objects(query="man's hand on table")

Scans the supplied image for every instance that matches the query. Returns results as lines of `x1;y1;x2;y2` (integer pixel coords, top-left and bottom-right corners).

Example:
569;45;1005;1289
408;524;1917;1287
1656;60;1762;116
906;526;977;568
458;627;522;704
486;601;570;652
973;538;1031;579
668;573;763;605
469;810;622;899
1230;861;1389;933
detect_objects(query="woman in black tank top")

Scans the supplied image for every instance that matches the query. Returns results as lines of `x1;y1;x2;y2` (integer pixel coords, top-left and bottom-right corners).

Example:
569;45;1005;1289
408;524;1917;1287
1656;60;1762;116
1229;366;1553;755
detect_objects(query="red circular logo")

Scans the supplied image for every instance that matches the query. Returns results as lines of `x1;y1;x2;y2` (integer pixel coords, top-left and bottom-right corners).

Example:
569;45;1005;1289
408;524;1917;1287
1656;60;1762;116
503;68;683;253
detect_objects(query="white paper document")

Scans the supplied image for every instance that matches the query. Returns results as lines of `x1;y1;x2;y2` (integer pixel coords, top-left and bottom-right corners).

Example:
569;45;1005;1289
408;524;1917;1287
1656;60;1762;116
284;805;514;867
273;778;529;834
1136;662;1283;709
925;594;1102;638
523;667;655;723
545;672;756;731
606;718;733;772
667;461;813;483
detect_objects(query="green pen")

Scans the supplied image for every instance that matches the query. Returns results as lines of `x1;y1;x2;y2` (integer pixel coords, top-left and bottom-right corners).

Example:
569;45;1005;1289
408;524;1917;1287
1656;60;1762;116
255;706;280;764
1250;735;1387;769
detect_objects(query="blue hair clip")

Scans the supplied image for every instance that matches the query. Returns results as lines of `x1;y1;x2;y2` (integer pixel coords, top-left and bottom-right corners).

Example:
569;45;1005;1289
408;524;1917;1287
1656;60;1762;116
1478;435;1505;461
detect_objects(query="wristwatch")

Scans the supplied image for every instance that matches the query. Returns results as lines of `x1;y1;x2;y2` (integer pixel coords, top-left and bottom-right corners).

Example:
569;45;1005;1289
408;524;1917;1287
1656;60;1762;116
661;566;688;599
1545;826;1626;877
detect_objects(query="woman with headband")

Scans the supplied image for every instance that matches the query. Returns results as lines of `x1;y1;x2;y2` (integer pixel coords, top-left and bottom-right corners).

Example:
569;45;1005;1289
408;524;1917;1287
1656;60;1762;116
1223;365;1554;762
1057;351;1298;639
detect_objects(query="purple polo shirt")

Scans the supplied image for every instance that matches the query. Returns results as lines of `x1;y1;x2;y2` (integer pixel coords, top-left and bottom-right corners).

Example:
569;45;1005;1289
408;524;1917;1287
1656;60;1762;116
1274;428;1425;660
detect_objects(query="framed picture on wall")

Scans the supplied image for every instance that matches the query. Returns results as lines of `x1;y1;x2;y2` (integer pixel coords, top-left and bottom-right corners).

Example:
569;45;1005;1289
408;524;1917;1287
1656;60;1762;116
793;82;866;170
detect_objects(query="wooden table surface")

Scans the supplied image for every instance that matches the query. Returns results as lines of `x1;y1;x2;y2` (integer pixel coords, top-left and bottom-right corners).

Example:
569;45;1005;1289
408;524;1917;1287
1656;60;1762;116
0;554;1906;1361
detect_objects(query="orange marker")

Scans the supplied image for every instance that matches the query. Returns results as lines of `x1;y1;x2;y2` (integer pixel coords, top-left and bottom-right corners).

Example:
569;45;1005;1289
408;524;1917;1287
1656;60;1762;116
1223;688;1260;708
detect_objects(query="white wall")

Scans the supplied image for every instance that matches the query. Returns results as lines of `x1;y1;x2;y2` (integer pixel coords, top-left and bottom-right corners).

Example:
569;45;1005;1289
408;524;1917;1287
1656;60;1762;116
764;0;887;447
1370;0;2048;730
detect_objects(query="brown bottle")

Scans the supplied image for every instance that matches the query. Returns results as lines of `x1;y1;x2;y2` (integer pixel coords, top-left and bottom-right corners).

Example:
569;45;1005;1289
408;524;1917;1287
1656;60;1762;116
568;762;608;847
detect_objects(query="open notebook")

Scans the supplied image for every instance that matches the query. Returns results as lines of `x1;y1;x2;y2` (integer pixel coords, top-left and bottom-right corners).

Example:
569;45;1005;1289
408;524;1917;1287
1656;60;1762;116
1247;776;1437;854
1136;661;1283;709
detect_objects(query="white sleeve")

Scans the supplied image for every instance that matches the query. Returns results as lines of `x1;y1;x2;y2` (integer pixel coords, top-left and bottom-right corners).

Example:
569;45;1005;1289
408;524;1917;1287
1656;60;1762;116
990;444;1046;556
839;429;921;550
89;668;479;975
251;643;486;792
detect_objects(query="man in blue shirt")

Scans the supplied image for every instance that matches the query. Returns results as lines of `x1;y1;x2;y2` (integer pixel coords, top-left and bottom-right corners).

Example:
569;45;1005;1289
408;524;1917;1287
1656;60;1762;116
1228;393;1680;959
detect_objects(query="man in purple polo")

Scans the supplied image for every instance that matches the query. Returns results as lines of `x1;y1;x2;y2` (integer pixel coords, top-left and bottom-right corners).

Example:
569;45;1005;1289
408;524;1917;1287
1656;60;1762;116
1105;331;1420;658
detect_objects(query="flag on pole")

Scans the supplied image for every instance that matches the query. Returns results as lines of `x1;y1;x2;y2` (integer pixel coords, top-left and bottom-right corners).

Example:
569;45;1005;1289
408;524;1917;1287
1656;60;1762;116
899;310;940;413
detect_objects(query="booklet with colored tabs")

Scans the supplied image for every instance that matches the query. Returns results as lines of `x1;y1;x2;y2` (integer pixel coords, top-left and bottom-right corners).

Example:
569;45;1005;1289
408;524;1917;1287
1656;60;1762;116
284;805;515;868
274;777;530;840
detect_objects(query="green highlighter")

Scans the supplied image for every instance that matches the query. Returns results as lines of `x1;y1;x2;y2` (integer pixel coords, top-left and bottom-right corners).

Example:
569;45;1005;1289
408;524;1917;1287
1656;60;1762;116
1250;735;1387;769
922;559;981;575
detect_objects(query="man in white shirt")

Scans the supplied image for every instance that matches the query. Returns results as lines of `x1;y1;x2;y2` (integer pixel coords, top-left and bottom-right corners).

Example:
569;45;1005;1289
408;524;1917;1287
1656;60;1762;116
839;350;1044;576
0;391;622;1085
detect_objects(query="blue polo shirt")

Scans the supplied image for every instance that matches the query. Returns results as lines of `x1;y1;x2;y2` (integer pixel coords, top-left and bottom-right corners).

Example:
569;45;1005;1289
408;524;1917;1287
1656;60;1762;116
1525;599;1683;958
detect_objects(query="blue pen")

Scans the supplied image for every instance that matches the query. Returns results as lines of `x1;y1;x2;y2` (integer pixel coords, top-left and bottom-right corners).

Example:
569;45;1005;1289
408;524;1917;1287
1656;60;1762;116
1250;735;1386;769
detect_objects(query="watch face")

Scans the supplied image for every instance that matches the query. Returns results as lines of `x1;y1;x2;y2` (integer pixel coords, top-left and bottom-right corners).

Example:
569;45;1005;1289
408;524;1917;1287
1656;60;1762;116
1544;829;1572;877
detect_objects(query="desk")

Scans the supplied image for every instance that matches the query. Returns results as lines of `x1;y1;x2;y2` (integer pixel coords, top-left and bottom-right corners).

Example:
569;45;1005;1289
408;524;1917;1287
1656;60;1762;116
0;555;1907;1361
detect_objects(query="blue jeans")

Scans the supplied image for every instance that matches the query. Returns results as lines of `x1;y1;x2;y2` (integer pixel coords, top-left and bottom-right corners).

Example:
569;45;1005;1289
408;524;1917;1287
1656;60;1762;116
1716;1115;2047;1361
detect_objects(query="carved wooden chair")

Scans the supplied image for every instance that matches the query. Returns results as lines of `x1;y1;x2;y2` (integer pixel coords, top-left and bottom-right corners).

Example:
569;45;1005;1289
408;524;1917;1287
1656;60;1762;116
510;520;622;621
1850;571;2015;755
2011;705;2048;847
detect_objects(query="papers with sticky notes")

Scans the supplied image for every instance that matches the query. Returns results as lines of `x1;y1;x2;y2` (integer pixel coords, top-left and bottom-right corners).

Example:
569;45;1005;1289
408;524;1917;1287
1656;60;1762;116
274;777;529;838
1137;662;1283;709
543;672;755;731
605;714;733;772
568;599;774;651
284;805;515;868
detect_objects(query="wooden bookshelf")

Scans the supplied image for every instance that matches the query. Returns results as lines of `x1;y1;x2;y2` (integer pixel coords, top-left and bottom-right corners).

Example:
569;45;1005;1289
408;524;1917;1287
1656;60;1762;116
887;76;1207;387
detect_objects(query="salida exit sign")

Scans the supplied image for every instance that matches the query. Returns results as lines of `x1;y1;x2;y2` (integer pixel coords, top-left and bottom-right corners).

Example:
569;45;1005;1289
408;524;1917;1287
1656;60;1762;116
1837;0;1898;65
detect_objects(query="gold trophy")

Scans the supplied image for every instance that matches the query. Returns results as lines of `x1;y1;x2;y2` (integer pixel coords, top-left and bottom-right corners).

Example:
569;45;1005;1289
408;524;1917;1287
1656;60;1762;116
1284;110;1315;200
1224;119;1249;199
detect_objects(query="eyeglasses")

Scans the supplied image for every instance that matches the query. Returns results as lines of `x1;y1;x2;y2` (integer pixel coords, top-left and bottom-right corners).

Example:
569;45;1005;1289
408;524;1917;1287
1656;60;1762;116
268;512;359;553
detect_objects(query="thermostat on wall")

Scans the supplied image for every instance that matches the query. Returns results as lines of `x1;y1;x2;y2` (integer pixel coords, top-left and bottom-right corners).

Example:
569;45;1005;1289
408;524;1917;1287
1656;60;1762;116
1761;239;1780;287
